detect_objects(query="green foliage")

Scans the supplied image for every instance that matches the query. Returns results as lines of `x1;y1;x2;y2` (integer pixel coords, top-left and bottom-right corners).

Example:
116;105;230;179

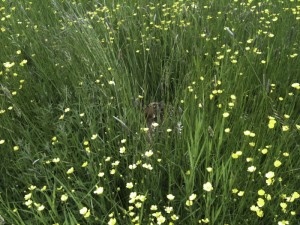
0;0;300;224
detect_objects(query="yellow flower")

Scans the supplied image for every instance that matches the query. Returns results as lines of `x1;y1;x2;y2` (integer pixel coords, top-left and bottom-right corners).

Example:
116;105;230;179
200;218;210;223
238;191;244;196
283;152;289;157
223;112;230;118
282;125;289;131
81;161;88;167
247;166;256;172
138;194;146;202
171;214;179;220
119;146;126;153
108;80;115;85
150;205;158;211
257;198;265;207
145;150;153;157
232;152;239;159
3;62;15;68
94;186;104;195
91;134;98;140
151;122;159;127
224;128;231;133
61;194;68;202
261;148;268;154
274;160;282;167
291;83;300;89
292;192;300;199
79;207;90;218
232;151;242;159
141;127;149;132
19;59;27;66
189;193;197;201
265;194;272;201
157;215;166;224
28;185;36;191
278;220;289;225
185;200;193;206
135;202;142;208
108;218;116;225
126;182;134;189
40;186;47;191
232;188;238;194
165;206;173;213
243;130;251;136
129;192;137;203
265;171;275;179
249;132;255;137
24;193;32;200
167;194;175;201
66;167;74;174
37;205;45;211
256;209;264;217
266;178;274;186
280;202;287;209
203;182;213;192
249;142;255;147
52;158;60;163
258;189;265;196
25;199;33;207
268;118;276;129
206;167;213;172
250;205;259;212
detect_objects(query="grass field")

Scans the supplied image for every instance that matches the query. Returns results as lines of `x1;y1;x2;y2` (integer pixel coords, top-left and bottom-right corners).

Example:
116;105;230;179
0;0;300;224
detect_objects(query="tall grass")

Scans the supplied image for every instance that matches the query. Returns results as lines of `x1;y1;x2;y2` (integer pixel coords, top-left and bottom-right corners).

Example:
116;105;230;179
0;0;299;224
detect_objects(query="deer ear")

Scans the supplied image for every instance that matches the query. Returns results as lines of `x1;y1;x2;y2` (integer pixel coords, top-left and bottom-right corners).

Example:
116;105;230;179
133;98;144;109
158;101;164;109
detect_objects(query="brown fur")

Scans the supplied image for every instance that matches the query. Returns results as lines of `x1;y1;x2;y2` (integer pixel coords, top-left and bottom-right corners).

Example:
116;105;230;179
144;101;165;128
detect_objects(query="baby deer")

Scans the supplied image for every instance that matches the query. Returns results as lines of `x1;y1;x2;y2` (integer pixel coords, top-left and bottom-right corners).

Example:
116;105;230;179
134;98;183;141
144;101;165;130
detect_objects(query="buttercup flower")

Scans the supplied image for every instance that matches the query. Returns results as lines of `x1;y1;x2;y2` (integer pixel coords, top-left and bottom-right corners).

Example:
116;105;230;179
167;194;175;201
203;182;213;192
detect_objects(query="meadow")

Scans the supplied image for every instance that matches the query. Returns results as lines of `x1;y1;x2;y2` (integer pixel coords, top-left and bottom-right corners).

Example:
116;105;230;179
0;0;300;224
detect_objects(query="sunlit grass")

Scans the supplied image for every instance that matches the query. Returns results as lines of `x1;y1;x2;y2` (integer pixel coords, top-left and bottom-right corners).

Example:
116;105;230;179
0;0;300;225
